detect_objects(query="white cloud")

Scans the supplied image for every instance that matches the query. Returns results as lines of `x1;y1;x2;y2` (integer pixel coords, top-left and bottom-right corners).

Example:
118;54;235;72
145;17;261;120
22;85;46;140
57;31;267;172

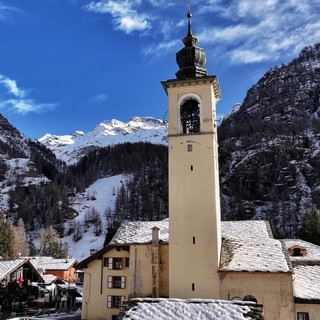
195;0;320;64
90;93;108;103
143;39;179;58
84;1;150;33
0;75;24;97
83;0;320;66
0;74;57;115
147;0;174;9
0;2;20;23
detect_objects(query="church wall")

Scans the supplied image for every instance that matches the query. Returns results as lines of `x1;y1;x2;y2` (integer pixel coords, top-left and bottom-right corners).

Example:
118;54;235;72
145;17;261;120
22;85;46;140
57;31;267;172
159;244;169;297
129;243;169;298
295;304;320;320
219;272;295;320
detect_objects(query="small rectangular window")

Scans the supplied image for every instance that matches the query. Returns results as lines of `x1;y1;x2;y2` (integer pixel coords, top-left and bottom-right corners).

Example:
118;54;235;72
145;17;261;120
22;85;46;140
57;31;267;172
107;296;125;309
297;313;309;320
108;276;126;289
107;257;123;270
187;144;193;152
125;257;130;268
192;283;195;291
193;236;196;244
191;165;193;171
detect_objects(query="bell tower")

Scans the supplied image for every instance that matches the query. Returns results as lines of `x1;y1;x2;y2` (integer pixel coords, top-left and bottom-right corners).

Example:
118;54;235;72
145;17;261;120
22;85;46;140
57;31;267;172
161;4;221;299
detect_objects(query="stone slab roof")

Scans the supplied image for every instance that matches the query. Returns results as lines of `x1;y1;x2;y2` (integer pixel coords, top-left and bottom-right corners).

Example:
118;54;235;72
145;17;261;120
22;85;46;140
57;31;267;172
110;219;169;244
220;221;290;272
109;219;291;273
118;298;264;320
293;265;320;302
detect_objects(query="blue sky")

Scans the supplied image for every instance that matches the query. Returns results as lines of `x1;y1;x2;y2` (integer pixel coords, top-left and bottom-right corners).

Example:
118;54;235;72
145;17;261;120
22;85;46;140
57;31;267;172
0;0;319;139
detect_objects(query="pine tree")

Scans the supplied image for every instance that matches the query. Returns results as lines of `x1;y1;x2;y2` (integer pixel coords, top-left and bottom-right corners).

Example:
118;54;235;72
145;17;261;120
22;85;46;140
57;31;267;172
0;211;15;259
299;209;320;245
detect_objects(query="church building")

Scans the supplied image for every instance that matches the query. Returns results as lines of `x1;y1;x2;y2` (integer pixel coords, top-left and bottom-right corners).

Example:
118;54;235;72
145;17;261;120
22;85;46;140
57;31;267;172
76;7;320;320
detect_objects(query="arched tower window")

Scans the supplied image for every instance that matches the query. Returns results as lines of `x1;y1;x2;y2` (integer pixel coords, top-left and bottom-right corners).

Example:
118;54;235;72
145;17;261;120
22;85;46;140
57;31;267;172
180;99;200;134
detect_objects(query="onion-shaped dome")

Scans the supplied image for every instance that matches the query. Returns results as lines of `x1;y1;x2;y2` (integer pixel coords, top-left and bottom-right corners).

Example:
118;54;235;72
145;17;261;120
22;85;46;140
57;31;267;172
176;10;208;79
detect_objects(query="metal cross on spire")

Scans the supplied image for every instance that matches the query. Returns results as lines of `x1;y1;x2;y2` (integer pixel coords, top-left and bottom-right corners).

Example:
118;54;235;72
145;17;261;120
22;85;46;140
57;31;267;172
187;0;192;19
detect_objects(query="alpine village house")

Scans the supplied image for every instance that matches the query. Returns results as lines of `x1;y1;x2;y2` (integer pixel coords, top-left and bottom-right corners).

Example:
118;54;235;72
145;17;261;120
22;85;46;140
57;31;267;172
76;6;320;320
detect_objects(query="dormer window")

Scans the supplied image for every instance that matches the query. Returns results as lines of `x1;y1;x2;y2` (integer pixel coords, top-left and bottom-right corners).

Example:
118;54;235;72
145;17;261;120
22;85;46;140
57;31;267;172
180;99;200;134
288;245;307;257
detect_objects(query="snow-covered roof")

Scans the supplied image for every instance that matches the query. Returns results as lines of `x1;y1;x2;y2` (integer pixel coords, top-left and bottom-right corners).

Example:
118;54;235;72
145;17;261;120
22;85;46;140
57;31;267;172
220;220;290;272
111;220;273;245
221;220;273;240
30;256;77;271
42;274;61;284
78;219;294;273
119;298;263;320
0;258;27;281
219;237;290;272
284;239;320;264
293;265;320;301
110;219;169;244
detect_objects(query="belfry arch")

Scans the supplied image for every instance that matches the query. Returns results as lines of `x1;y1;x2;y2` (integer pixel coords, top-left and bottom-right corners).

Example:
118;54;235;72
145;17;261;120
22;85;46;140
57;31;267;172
178;94;202;134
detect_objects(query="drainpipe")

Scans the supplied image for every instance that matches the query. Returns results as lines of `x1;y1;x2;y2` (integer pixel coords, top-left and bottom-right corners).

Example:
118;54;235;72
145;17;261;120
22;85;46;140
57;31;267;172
151;226;160;298
85;273;91;320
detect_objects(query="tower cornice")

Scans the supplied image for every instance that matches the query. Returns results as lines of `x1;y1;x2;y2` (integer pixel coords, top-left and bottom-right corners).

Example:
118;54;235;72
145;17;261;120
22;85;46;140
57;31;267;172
161;75;221;100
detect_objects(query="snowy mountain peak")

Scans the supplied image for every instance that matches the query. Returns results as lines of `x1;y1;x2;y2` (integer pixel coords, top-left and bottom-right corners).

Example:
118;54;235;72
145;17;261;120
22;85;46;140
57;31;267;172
38;116;168;165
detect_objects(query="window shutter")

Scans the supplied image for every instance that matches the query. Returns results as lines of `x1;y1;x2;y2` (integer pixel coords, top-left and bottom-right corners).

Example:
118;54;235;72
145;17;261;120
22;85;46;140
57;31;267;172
107;296;112;308
108;276;113;288
121;296;125;304
121;276;126;289
108;257;113;269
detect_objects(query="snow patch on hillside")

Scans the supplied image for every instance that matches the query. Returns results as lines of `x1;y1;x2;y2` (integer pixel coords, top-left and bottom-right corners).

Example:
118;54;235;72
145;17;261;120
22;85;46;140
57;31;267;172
63;175;125;260
0;158;49;210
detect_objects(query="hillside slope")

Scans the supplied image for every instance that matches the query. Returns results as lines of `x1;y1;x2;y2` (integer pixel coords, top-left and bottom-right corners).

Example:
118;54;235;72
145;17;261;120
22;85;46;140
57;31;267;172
219;43;320;236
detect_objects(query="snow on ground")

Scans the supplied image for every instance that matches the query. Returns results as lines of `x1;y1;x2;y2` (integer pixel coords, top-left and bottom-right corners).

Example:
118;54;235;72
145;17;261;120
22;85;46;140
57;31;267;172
64;175;125;261
11;310;81;319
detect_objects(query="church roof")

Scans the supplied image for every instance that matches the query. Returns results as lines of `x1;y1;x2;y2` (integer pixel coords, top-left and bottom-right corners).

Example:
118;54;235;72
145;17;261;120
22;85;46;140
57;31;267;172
110;219;291;273
283;239;320;302
78;219;312;274
118;298;264;320
220;220;291;273
110;219;169;245
293;265;320;302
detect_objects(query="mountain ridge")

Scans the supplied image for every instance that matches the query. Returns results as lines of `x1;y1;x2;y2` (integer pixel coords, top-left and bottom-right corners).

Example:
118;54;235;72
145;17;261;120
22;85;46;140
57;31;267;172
38;116;168;164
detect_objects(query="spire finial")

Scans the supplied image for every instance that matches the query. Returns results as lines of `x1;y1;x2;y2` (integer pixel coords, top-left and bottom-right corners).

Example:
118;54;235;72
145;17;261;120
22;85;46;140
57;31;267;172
175;1;208;79
187;0;192;36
